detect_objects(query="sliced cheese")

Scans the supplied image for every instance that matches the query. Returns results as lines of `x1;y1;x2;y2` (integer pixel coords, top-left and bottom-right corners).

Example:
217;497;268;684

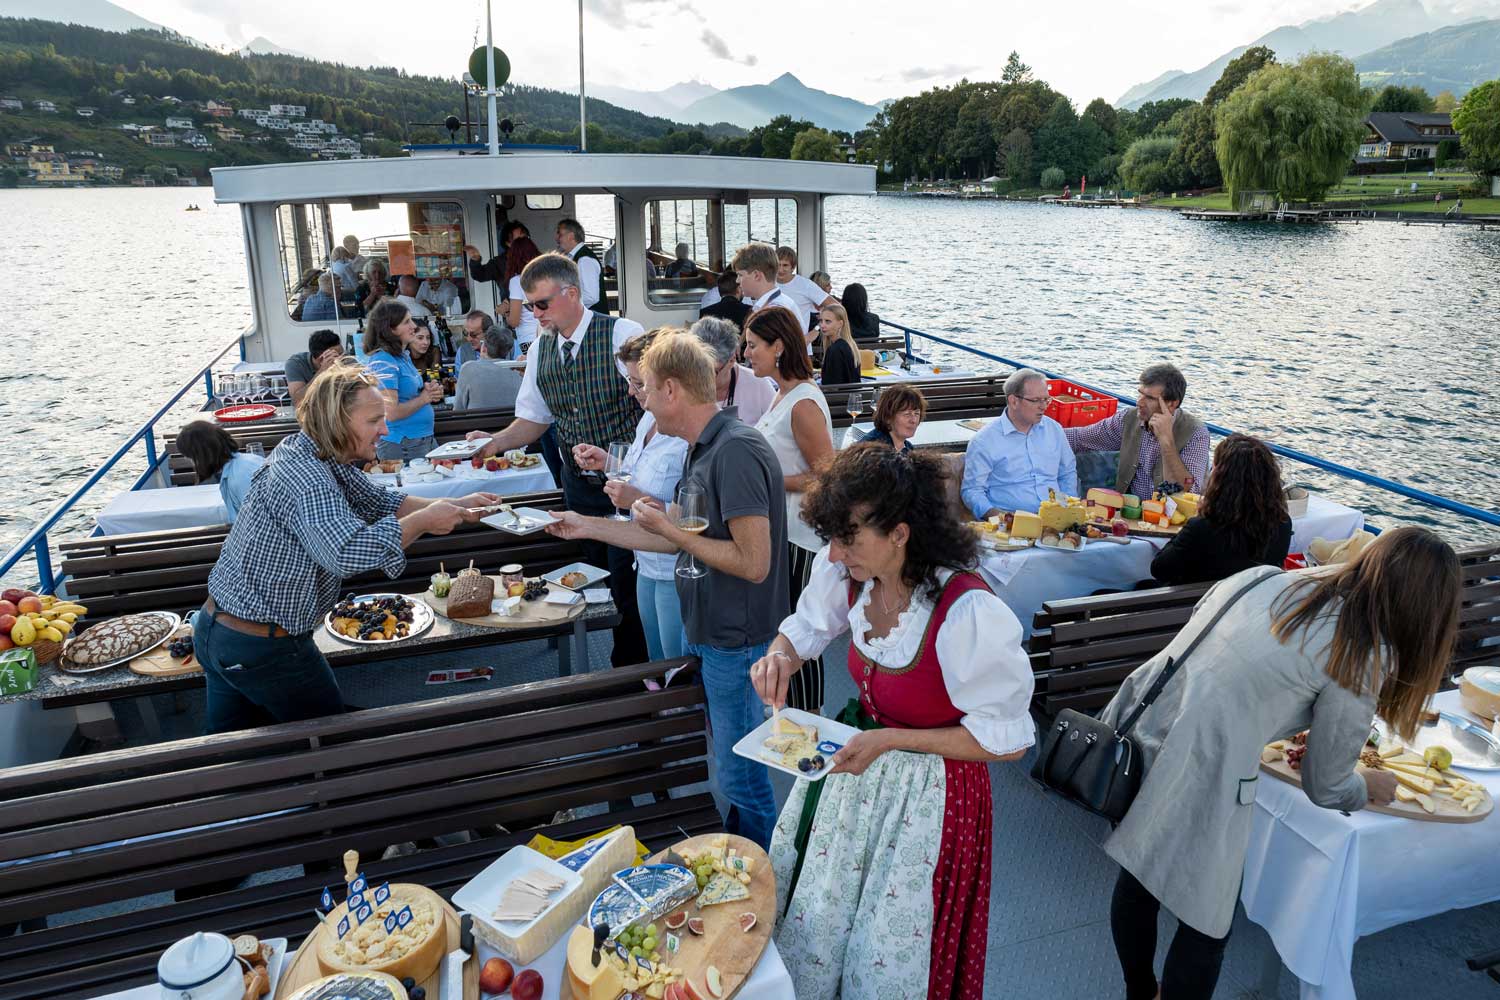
1388;769;1436;794
1414;792;1437;814
1009;511;1043;539
1394;785;1418;803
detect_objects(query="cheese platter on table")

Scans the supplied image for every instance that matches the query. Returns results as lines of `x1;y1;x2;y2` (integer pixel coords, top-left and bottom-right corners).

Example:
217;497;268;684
419;566;586;630
563;833;777;1000
324;594;434;645
128;620;201;677
1261;730;1492;822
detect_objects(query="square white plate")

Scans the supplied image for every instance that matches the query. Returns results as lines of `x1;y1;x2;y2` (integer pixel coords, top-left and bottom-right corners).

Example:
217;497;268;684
452;845;581;934
427;437;491;460
583;588;611;605
481;507;558;535
544;589;582;606
733;708;859;782
543;562;611;590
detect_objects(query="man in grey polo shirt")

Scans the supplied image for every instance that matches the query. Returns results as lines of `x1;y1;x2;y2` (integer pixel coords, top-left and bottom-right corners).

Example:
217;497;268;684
547;330;787;848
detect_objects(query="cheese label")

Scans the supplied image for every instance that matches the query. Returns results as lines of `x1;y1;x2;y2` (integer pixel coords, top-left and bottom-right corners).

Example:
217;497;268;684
559;829;619;872
396;905;414;929
665;933;680;955
350;874;368;894
336;915;351;940
373;882;391;906
1164;496;1178;519
384;910;400;934
320;886;334;912
816;740;842;755
355;903;373;925
347;891;366;913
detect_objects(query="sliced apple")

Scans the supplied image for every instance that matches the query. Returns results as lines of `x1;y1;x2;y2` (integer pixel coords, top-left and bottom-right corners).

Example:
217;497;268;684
681;980;706;1000
705;966;724;999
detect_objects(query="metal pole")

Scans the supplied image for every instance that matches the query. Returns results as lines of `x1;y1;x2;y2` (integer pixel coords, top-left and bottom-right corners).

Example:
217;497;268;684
485;0;499;156
578;0;587;151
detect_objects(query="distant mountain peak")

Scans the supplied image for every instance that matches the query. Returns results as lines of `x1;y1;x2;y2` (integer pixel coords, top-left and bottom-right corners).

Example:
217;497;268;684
770;72;804;87
679;74;880;133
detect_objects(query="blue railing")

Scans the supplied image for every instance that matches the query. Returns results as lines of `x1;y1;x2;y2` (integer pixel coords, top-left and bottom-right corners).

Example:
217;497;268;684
0;332;246;594
883;319;1500;529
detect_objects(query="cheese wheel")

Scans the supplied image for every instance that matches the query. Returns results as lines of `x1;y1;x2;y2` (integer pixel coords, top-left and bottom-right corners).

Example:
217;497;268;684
315;884;446;986
1461;667;1500;721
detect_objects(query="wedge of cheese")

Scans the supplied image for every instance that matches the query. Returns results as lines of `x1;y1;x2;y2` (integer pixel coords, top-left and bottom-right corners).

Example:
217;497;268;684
565;925;626;1000
1009;511;1044;539
1038;494;1088;531
773;716;816;742
1173;493;1200;519
1388;769;1436;794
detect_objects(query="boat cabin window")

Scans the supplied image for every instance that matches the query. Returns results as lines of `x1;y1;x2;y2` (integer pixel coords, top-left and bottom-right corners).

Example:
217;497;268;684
641;197;797;310
274;200;469;322
525;194;564;211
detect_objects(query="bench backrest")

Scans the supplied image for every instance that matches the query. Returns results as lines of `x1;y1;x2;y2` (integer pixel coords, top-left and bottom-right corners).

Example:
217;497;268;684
0;659;706;925
59;490;583;620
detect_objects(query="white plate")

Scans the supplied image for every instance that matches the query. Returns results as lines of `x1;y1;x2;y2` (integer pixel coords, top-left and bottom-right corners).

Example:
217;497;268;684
733;708;859;782
978;534;1033;551
544;590;582;606
583;588;611;605
481;507;558;535
543;562;611;590
427;437;491;460
451;845;581;933
1036;536;1088;553
323;594;435;645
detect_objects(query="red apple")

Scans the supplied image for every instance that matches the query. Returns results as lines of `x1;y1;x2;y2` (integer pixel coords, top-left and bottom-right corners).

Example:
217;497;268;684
478;956;513;994
0;635;13;652
0;614;16;634
681;981;707;1000
471;455;483;469
1;589;28;605
16;596;42;615
0;600;16;618
484;456;503;472
511;969;543;1000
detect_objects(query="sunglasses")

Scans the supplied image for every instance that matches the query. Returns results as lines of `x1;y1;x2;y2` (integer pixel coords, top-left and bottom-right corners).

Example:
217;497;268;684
529;288;570;312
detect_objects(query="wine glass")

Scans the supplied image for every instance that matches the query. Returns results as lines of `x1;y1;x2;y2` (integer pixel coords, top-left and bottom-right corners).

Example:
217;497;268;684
675;483;708;580
845;389;870;445
605;441;633;521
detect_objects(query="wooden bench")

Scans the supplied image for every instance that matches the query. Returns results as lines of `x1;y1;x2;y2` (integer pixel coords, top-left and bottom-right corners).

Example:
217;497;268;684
0;659;721;1000
821;375;1009;429
1027;543;1500;717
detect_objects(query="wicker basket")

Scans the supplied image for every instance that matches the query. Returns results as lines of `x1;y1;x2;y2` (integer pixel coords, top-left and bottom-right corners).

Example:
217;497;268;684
30;638;63;666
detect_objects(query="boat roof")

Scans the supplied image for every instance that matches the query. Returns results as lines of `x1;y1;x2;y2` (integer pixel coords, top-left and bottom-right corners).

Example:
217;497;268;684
211;151;876;204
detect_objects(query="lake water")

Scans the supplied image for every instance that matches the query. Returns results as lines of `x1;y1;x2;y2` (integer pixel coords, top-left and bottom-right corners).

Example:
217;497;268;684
1;187;1496;586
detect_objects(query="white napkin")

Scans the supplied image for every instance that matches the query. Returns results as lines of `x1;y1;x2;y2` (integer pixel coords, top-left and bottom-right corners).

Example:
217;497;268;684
544;590;582;606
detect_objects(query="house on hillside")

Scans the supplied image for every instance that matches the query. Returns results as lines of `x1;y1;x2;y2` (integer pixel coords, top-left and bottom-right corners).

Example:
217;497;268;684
161;96;182;105
270;104;306;117
204;100;233;118
28;154;76;183
0;97;21;112
76;107;97;118
166;116;194;130
1359;112;1457;160
210;125;244;141
144;132;177;148
34;100;57;113
182;131;212;150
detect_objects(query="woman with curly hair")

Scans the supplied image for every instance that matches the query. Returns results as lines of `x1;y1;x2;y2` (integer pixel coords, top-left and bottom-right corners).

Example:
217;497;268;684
1150;433;1293;585
750;444;1035;1000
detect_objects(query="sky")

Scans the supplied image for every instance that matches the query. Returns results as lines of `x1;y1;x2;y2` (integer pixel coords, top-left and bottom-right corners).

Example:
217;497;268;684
117;0;1395;107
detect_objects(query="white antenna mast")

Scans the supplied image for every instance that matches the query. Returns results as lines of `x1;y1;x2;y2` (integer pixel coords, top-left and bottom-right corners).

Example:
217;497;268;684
485;0;500;156
578;0;587;151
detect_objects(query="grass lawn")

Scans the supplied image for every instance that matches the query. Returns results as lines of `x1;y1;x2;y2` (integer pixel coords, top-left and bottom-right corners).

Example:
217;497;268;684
1360;197;1500;214
1146;172;1485;213
1149;192;1233;210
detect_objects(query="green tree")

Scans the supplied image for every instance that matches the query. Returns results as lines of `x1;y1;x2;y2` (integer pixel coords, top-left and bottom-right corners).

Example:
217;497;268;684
1433;90;1457;112
1452;79;1500;176
1082;97;1119;147
1369;85;1434;113
1121;97;1195;140
1091;152;1123;185
1040;165;1065;188
790;126;842;162
1169;45;1276;188
1001;51;1032;86
758;114;816;160
999;127;1032;182
1214;53;1365;201
1119;136;1178;192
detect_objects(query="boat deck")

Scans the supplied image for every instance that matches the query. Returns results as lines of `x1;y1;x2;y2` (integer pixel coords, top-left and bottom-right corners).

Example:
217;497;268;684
71;630;1500;999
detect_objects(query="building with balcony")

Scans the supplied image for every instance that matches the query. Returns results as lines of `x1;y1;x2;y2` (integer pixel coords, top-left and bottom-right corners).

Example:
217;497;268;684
1358;112;1457;160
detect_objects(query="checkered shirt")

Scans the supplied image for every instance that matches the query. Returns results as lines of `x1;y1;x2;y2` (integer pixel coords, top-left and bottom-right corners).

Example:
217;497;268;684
207;432;407;634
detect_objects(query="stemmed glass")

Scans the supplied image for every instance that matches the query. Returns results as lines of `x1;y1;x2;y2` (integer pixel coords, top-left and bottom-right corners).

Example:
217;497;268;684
675;483;708;579
845;389;871;445
605;441;633;521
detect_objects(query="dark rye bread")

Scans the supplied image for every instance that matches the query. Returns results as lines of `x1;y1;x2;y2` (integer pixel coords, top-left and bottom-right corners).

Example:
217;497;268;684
65;612;172;665
445;574;494;619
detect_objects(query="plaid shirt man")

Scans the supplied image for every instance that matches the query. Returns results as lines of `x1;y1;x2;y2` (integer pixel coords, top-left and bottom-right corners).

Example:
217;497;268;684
207;432;407;634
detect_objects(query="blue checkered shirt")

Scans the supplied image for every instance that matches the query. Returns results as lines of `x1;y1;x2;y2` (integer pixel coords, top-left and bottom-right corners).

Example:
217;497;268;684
207;432;407;634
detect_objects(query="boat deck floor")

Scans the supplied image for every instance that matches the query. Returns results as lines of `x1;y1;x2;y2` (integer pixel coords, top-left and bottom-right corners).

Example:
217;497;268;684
66;630;1500;998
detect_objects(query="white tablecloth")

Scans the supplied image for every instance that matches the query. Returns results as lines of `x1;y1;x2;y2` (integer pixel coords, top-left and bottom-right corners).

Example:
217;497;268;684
95;483;226;535
862;362;977;383
975;495;1365;637
230;360;286;374
394;464;555;500
1241;689;1500;1000
841;417;979;450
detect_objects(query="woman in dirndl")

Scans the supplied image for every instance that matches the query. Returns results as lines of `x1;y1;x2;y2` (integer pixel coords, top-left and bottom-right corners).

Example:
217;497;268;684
750;444;1035;999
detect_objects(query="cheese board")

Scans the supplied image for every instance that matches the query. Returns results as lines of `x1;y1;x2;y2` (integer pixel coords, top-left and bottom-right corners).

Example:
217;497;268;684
1260;739;1492;823
1089;517;1180;539
561;833;776;1000
419;578;585;630
128;621;201;677
1372;712;1500;772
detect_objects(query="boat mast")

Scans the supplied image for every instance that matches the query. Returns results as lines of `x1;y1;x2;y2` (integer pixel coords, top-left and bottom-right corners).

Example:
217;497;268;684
484;0;499;156
578;0;587;151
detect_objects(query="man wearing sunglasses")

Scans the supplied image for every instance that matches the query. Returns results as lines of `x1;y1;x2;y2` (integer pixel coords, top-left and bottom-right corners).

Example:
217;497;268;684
961;367;1078;520
469;252;649;665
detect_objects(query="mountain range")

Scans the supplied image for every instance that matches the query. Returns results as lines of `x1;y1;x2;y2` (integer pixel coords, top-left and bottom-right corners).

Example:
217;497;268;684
585;80;719;121
0;0;158;33
1355;17;1500;92
1118;0;1500;106
676;73;882;134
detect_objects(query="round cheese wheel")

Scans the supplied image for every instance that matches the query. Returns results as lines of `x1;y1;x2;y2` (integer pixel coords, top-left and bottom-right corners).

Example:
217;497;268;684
314;884;446;986
1460;667;1500;721
287;971;408;1000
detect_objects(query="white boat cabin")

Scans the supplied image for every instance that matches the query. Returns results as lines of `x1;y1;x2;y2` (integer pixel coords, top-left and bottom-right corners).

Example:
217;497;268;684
211;151;875;363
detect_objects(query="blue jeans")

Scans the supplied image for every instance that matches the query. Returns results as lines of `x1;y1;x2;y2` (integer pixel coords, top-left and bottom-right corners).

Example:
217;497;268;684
684;637;777;849
636;574;684;661
194;608;344;734
375;435;437;462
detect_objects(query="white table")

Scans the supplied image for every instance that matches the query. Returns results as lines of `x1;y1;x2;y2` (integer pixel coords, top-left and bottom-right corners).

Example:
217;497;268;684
230;360;287;374
862;362;977;383
1241;689;1499;1000
975;495;1365;637
841;417;979;450
92;466;556;536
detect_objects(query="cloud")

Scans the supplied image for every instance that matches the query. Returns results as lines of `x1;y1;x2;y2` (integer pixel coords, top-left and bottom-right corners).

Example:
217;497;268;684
701;28;757;66
585;0;701;30
884;63;981;83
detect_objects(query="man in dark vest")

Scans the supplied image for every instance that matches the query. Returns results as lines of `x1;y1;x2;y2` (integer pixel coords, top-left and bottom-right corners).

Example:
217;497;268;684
698;272;751;329
471;253;648;666
556;218;602;310
1065;362;1210;497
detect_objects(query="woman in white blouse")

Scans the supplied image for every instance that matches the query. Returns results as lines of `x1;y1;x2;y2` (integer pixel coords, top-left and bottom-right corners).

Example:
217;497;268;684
571;329;688;659
742;305;834;711
750;445;1035;1000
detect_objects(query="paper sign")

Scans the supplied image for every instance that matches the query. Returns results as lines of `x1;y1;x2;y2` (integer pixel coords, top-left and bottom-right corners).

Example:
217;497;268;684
396;905;414;929
387;239;415;278
373;882;391;906
350;874;368;894
320;886;334;912
356;902;373;924
347;891;366;913
336;915;350;940
384;910;400;934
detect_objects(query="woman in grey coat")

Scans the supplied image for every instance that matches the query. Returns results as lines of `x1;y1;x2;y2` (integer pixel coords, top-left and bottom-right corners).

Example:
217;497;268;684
1097;526;1459;1000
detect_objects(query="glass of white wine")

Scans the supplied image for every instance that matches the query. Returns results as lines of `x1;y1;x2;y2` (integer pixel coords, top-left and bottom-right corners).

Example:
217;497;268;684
675;482;709;580
845;389;871;446
605;441;632;521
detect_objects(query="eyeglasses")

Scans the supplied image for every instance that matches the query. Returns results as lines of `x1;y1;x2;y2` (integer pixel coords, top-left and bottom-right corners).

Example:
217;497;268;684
627;377;648;393
528;288;570;312
1014;394;1050;406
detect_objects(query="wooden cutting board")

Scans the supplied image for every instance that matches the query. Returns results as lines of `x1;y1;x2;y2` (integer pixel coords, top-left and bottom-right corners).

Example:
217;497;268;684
275;884;478;1000
419;578;585;630
1260;755;1492;823
560;834;776;1000
1089;516;1180;539
128;624;201;678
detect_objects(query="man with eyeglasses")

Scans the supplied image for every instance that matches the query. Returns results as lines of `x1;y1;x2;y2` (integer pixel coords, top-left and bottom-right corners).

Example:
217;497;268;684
1065;362;1208;498
469;252;649;665
961;367;1078;520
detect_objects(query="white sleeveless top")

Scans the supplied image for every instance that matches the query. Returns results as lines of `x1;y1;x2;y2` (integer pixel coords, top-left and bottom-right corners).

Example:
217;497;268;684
754;381;833;551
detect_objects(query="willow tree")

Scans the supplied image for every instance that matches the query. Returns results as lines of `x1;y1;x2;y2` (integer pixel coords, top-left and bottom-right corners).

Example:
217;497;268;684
1213;53;1365;203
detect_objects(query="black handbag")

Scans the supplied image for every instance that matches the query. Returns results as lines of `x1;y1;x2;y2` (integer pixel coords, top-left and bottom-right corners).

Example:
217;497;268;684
1031;570;1275;822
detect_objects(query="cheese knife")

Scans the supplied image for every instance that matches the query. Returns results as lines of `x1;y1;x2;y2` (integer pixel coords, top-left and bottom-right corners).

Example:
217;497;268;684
438;911;474;1000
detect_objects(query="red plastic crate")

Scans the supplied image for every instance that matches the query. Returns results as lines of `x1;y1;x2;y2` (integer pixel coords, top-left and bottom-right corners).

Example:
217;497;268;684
1045;378;1119;428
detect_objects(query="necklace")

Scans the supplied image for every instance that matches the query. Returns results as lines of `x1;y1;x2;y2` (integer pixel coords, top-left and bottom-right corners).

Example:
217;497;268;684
876;577;910;616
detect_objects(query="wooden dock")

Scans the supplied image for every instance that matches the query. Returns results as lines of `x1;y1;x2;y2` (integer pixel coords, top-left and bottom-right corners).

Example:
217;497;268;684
1052;198;1136;208
1182;207;1357;225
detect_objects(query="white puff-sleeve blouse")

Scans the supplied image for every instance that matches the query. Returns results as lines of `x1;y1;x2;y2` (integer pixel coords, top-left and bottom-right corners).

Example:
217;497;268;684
779;547;1037;757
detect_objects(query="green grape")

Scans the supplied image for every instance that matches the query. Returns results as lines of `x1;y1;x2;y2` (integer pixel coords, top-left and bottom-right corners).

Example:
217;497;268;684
645;923;658;937
631;946;645;958
696;874;709;888
643;935;657;951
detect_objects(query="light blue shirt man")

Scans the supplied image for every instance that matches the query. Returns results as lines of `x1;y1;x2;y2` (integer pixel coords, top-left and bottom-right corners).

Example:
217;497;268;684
961;370;1078;517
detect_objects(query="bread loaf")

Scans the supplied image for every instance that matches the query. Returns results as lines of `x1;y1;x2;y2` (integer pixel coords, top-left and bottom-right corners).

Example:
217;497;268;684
445;574;494;619
65;613;172;665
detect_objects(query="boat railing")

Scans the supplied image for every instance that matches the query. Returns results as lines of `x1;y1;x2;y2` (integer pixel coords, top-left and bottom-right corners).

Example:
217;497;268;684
882;319;1500;530
0;331;247;594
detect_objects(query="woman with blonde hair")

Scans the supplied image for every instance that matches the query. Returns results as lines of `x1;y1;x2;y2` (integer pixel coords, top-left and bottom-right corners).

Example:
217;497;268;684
1096;526;1459;1000
194;362;498;735
816;301;860;385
